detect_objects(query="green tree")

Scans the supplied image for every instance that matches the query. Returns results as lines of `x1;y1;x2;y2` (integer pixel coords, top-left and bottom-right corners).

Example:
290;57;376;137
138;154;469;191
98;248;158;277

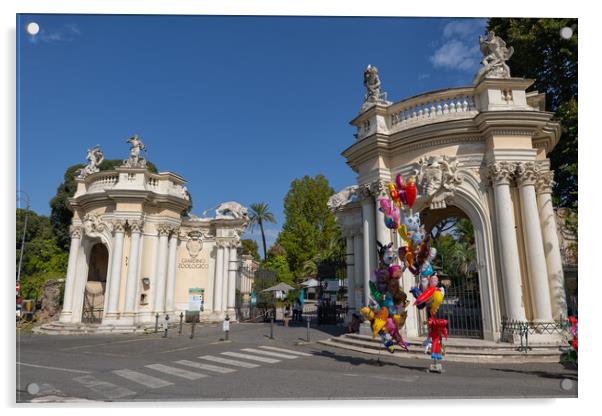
50;159;158;251
240;239;260;261
276;175;343;280
247;202;277;261
487;18;578;209
17;208;68;301
262;244;294;285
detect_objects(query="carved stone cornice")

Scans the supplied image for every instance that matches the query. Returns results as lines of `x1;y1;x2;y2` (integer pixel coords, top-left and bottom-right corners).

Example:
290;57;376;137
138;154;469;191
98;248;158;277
487;161;516;186
112;219;126;234
69;225;83;239
515;162;539;187
536;170;555;195
129;219;144;234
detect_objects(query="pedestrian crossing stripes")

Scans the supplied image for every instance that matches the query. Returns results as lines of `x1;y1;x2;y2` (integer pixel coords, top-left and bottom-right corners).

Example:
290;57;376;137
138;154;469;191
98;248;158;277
73;375;136;399
173;360;237;374
145;363;208;380
112;369;174;388
69;346;312;400
221;351;281;363
259;346;313;357
198;355;260;368
240;348;299;359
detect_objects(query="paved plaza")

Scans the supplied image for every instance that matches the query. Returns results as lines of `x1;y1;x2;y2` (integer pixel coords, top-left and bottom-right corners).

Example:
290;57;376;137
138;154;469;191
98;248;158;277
16;323;577;402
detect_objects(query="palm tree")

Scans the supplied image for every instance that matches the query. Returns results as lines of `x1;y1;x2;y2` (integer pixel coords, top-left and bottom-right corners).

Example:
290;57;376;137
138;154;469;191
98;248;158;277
248;202;277;261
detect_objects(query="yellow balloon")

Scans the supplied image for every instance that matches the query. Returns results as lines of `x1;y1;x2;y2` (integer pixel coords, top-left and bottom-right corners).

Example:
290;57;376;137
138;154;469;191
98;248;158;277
430;290;444;315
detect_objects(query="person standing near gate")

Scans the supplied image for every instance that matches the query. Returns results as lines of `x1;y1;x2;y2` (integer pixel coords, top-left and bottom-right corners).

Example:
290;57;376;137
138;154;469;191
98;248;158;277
162;314;170;338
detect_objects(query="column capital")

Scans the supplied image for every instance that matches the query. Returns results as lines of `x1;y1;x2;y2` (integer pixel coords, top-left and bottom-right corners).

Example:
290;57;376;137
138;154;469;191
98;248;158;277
536;170;555;195
112;219;126;234
157;223;172;237
169;227;180;240
487;161;516;186
516;161;539;187
129;219;144;234
358;183;374;201
69;225;83;239
369;180;388;198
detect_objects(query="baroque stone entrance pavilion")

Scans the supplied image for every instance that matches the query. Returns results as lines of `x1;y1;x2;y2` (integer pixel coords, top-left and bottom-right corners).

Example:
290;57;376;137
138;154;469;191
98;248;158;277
55;137;248;331
329;33;568;342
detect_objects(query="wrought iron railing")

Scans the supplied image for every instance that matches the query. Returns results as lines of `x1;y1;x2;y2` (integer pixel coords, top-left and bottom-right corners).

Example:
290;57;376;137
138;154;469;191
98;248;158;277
500;317;572;353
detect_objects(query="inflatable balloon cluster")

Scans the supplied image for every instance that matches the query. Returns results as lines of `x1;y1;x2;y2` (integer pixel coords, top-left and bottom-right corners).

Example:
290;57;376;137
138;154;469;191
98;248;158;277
372;173;448;370
359;243;410;353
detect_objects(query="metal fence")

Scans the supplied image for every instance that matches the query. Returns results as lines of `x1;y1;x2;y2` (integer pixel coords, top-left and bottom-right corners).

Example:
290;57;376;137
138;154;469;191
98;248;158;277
418;275;483;338
81;289;103;324
500;318;573;352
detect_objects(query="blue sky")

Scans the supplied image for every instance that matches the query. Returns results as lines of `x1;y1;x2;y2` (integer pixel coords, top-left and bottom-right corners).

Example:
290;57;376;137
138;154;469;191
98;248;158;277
17;14;487;249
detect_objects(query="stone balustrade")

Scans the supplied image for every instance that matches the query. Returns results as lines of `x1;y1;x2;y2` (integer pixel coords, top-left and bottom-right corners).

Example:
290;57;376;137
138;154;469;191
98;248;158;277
388;87;478;133
86;173;119;193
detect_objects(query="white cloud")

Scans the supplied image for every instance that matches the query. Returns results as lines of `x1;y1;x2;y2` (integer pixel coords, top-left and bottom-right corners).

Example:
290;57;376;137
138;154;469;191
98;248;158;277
442;18;487;39
430;40;480;71
28;23;81;44
428;18;486;73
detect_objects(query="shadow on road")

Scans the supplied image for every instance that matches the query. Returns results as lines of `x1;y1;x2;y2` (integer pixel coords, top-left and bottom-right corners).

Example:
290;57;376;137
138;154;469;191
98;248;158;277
491;367;578;381
311;349;426;372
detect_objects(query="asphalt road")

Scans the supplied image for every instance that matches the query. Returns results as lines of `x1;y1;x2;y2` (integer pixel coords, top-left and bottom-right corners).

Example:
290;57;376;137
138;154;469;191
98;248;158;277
16;322;578;403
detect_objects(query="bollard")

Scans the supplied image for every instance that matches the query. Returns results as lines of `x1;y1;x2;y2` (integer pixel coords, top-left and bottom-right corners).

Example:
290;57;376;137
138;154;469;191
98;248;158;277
154;313;159;333
270;317;274;339
223;314;230;341
306;317;311;342
162;314;170;338
178;312;184;335
190;317;196;339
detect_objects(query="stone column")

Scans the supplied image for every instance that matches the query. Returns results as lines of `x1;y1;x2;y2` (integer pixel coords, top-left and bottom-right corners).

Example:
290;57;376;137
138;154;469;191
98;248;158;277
536;170;567;319
359;184;376;307
153;224;171;314
222;243;230;314
105;220;126;319
165;228;179;315
227;243;238;314
372;180;392;247
123;220;143;321
345;233;356;316
59;226;82;323
213;241;225;312
517;162;553;322
488;162;526;321
353;232;363;308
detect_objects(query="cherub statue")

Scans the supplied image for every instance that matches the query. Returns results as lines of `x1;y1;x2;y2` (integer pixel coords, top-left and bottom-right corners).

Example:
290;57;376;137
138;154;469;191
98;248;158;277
79;145;104;177
474;31;514;84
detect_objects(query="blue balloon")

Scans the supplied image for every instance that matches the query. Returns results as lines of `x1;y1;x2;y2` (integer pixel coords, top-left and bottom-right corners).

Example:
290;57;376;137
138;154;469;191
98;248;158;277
420;264;433;277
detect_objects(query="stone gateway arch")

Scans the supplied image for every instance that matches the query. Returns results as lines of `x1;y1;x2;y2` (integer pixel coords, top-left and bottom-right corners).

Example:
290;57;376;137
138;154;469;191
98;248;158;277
329;36;568;343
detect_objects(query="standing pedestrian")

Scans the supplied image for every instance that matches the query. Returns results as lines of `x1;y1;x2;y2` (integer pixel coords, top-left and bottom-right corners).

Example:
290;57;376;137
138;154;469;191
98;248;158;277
162;314;170;338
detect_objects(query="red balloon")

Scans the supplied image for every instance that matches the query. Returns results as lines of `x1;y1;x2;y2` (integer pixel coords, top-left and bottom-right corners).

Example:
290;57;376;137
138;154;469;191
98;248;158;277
413;286;436;306
404;178;417;208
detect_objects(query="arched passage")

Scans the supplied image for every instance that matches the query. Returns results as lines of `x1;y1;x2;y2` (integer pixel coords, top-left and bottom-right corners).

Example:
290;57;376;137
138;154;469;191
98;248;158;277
82;242;108;323
421;205;483;338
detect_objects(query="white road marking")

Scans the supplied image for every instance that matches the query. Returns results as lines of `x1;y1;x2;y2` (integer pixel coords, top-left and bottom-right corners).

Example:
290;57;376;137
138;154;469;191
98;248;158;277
198;355;260;368
241;348;299;359
174;360;236;374
72;375;136;399
221;351;281;364
259;346;313;357
17;362;92;374
145;364;208;380
112;369;174;388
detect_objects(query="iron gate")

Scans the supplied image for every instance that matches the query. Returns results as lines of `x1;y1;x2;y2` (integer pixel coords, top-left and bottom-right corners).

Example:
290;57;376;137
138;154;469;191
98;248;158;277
418;275;483;338
81;287;103;324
